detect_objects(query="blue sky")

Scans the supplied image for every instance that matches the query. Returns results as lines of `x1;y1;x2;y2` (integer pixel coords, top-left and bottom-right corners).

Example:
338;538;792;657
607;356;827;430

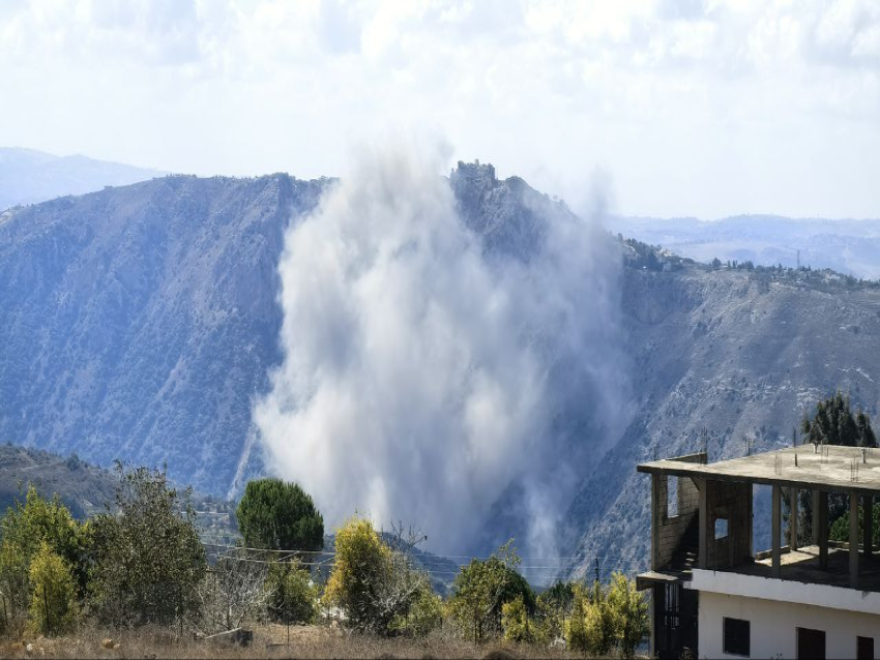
1;0;878;219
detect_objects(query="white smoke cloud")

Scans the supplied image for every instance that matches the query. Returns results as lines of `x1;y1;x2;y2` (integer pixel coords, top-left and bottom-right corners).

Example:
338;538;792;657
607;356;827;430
255;144;631;557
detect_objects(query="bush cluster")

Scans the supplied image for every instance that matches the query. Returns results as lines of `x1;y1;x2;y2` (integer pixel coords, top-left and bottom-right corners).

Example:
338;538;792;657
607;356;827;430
0;470;651;655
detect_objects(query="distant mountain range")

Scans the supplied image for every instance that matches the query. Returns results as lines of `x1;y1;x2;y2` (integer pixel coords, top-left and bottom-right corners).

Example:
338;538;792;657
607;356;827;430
608;215;880;280
0;147;164;211
3;153;880;581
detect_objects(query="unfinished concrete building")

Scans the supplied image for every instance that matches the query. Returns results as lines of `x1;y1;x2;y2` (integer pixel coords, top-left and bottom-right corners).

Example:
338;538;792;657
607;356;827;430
637;445;880;660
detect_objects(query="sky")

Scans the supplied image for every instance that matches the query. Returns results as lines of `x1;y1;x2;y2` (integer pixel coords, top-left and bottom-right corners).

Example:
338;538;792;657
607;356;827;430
1;0;878;219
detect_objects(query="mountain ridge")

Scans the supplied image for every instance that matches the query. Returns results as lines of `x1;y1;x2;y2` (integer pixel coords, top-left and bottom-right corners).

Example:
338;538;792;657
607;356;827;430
0;147;166;212
3;164;880;578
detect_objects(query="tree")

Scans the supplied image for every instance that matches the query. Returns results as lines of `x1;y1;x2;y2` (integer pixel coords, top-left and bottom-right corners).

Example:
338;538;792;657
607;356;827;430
236;479;324;553
267;560;318;625
501;594;533;643
323;516;433;635
537;580;574;643
801;392;877;449
565;576;647;658
89;464;206;627
27;542;78;636
830;502;880;547
0;487;85;621
323;516;393;631
565;586;588;656
605;572;650;659
197;549;271;633
448;541;535;642
791;394;878;541
397;586;443;637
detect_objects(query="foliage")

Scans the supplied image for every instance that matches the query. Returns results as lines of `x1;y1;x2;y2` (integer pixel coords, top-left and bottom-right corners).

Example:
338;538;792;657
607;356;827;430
605;572;650;659
324;516;393;631
26;542;78;636
324;517;434;636
830;503;880;547
537;580;574;643
267;560;318;625
792;394;879;540
0;486;85;620
565;575;648;658
88;464;206;627
236;479;324;553
801;392;877;449
501;594;534;643
565;586;588;655
447;541;535;642
400;586;443;637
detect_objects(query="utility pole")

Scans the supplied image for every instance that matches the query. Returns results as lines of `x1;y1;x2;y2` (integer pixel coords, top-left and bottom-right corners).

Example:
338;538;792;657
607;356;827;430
594;558;600;584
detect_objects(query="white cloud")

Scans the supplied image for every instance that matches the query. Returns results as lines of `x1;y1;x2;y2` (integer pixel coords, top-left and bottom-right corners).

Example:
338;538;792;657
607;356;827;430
0;0;877;218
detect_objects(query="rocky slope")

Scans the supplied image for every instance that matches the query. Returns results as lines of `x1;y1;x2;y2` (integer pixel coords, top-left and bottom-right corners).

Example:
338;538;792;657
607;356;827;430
0;147;164;211
0;174;325;494
563;258;880;578
3;162;880;578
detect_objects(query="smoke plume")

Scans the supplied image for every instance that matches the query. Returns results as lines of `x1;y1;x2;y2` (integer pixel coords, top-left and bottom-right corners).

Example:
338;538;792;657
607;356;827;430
255;145;630;557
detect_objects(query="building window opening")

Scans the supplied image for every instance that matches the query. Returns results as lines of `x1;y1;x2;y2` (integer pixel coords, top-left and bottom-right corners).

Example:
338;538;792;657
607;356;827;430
723;617;750;657
857;636;874;660
797;627;826;660
715;517;729;539
667;476;679;518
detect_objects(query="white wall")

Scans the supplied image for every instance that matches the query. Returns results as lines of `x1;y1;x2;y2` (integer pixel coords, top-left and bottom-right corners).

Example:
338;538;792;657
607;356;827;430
698;591;880;659
690;568;880;616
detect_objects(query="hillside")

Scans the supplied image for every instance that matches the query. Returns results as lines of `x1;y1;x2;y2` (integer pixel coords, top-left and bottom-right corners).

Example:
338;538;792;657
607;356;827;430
563;254;880;578
0;174;326;494
3;163;880;579
0;444;118;518
0;147;164;211
608;214;880;280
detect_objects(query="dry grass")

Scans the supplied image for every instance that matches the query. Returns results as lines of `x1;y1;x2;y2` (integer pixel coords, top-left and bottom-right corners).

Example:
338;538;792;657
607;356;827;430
0;624;591;659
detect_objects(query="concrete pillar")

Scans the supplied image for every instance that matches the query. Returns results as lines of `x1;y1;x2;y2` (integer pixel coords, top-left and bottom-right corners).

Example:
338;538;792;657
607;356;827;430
864;495;873;559
747;482;754;558
818;491;829;570
812;490;820;545
850;492;860;588
699;479;708;570
772;484;782;578
791;487;799;551
651;474;661;570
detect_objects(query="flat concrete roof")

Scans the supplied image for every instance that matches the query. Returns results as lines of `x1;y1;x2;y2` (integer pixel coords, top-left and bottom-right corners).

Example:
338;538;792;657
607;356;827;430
638;445;880;494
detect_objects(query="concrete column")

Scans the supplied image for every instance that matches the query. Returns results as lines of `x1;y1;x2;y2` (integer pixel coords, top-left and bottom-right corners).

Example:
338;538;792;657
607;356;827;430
791;487;799;552
651;474;661;570
850;492;860;588
864;495;873;559
747;482;754;558
772;484;782;578
818;491;829;570
812;490;820;545
699;479;708;570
